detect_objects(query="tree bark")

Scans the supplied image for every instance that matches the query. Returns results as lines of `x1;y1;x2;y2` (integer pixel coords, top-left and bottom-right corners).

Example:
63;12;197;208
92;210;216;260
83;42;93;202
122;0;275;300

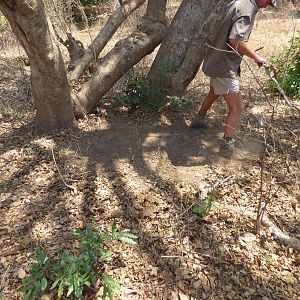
74;0;168;115
69;0;147;82
149;0;232;96
0;0;74;130
144;0;167;23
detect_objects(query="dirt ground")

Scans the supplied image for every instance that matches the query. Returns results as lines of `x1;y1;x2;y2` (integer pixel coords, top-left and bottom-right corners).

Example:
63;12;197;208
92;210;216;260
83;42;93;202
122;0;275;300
1;7;300;300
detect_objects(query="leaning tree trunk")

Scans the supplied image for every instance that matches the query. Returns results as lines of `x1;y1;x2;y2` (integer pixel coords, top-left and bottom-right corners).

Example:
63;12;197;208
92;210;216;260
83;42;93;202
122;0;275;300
0;0;74;130
73;0;168;115
149;0;232;97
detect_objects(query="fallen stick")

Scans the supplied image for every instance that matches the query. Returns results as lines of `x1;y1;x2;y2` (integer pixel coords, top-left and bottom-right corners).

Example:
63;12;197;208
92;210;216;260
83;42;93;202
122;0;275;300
217;203;300;253
51;147;76;192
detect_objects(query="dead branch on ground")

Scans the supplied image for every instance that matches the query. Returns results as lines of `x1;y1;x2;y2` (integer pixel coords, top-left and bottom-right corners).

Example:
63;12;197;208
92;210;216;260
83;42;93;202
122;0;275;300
223;204;300;253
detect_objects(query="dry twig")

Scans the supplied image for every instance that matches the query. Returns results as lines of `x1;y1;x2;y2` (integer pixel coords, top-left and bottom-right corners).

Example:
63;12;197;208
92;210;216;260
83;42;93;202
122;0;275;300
51;147;76;192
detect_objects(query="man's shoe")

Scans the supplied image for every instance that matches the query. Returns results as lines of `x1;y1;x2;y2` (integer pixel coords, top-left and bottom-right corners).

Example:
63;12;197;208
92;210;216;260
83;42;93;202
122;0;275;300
190;114;208;128
219;137;235;158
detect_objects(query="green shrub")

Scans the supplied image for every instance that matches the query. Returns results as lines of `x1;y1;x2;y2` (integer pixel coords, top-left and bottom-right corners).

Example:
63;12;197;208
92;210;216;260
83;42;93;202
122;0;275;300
18;222;138;300
269;31;300;100
117;69;186;112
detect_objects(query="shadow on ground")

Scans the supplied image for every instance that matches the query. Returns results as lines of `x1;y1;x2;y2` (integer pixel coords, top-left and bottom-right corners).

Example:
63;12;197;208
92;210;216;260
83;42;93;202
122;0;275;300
1;112;295;300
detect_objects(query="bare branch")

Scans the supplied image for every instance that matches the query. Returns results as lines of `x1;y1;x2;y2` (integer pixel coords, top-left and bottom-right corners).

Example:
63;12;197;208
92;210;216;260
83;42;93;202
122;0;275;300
51;147;76;192
225;204;300;253
69;0;147;82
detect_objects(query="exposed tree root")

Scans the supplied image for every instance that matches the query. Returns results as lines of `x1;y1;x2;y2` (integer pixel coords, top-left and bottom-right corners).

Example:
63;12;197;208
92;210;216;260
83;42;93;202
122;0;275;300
223;204;300;253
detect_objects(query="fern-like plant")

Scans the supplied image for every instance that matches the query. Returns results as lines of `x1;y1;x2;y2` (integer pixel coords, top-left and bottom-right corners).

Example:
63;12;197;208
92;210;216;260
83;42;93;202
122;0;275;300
18;222;138;300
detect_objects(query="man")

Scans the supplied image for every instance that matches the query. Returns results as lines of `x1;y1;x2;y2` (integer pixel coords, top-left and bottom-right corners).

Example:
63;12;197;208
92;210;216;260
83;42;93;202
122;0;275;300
191;0;277;157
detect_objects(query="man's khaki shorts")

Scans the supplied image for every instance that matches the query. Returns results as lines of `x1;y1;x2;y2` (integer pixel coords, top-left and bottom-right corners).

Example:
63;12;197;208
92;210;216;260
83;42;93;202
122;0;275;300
210;77;240;95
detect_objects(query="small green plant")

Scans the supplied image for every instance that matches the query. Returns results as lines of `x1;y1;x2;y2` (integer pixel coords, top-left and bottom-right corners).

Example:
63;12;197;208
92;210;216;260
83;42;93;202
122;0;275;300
101;274;120;300
192;194;215;218
166;95;186;109
268;32;300;100
263;255;273;263
117;69;186;112
18;247;51;300
19;222;138;300
50;251;97;299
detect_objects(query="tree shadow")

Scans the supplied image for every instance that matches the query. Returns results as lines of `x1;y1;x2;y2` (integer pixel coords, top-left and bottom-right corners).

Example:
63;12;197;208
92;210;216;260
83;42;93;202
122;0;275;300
0;108;299;299
64;116;295;298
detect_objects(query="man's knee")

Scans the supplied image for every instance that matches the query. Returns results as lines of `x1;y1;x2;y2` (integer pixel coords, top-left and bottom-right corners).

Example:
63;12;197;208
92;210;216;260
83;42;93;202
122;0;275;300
224;93;244;114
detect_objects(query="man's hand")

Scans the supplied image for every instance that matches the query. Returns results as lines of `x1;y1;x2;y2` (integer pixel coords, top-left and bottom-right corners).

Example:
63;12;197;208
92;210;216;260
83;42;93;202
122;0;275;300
228;39;267;67
254;56;267;67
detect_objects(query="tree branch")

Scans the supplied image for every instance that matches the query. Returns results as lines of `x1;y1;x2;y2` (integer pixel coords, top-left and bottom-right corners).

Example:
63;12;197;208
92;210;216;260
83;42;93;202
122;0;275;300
69;0;146;82
224;204;300;253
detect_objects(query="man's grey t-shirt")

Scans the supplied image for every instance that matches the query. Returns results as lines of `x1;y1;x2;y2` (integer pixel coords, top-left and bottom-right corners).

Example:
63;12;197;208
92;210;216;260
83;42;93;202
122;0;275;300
202;0;259;78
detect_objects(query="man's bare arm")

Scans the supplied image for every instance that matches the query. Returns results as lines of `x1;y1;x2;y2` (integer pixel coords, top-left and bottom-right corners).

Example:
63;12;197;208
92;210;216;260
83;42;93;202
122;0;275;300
228;39;267;66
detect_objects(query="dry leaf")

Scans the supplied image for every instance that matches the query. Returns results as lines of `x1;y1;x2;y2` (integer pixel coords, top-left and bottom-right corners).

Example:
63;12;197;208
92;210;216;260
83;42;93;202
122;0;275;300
16;268;26;279
149;266;158;276
192;279;202;289
178;291;190;300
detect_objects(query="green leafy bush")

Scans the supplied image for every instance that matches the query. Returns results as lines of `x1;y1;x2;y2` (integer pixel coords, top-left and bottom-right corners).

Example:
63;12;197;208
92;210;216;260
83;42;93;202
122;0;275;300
18;222;138;300
269;32;300;100
117;69;186;112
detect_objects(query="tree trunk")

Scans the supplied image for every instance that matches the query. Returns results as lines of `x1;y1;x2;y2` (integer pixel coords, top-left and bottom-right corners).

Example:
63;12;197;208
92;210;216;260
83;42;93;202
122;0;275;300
0;0;74;130
149;0;232;96
74;0;167;115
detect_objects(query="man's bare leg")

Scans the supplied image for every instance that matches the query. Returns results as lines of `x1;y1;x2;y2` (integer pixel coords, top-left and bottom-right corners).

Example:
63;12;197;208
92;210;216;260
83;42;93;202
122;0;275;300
223;92;244;138
191;86;219;128
198;86;219;115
